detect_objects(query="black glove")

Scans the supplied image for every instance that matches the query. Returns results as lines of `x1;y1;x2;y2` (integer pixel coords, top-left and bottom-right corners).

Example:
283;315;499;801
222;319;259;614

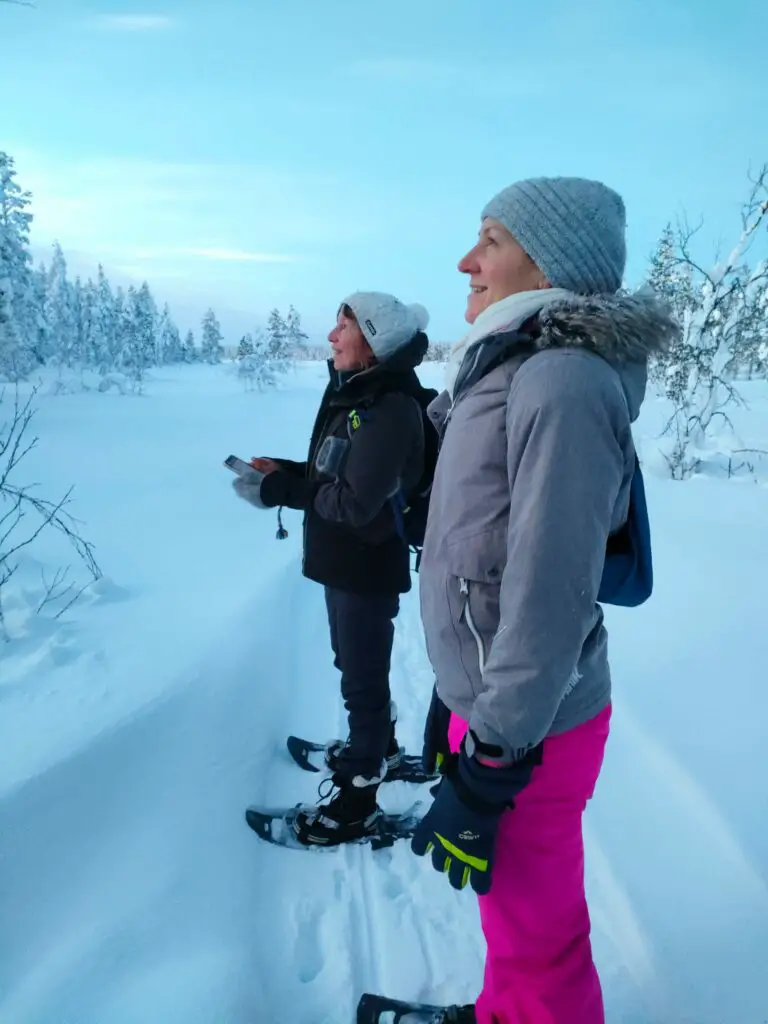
422;684;452;775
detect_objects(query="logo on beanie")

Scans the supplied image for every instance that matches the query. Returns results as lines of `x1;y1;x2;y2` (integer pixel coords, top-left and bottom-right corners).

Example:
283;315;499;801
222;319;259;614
364;319;377;336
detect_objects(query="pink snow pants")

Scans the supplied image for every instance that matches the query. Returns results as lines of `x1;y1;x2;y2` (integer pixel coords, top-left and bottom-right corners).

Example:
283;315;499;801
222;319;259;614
448;704;611;1024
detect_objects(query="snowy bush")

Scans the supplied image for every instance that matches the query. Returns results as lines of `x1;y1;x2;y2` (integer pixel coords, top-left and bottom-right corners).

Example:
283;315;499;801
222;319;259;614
236;329;278;391
646;166;768;480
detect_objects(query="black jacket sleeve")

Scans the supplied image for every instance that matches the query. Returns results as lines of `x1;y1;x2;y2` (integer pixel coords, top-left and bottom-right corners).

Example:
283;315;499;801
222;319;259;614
272;458;307;478
260;470;316;510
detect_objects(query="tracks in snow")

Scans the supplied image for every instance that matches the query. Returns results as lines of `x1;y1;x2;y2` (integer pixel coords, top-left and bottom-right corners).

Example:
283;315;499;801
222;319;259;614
4;553;764;1023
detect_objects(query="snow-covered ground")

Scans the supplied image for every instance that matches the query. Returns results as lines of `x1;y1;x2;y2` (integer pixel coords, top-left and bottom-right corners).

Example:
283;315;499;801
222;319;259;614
1;361;767;1024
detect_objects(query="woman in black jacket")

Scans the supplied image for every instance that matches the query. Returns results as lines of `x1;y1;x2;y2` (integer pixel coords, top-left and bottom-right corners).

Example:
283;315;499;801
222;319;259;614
233;291;432;845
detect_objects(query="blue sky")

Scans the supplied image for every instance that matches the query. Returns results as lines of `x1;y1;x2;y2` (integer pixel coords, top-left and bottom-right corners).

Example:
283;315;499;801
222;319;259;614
2;0;766;343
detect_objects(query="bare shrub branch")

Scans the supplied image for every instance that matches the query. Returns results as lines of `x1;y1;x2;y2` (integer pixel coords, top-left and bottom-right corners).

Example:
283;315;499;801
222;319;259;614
0;385;102;638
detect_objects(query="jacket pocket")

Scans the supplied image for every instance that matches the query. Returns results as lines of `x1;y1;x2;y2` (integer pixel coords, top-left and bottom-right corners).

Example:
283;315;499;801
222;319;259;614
444;527;506;694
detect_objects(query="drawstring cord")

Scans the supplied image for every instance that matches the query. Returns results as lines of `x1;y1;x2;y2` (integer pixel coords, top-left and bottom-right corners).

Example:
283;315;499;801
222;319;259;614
276;506;288;540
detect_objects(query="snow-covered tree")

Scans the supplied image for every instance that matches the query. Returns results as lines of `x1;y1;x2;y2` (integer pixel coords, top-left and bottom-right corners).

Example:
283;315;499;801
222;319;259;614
181;329;197;363
157;303;183;364
70;276;97;370
117;283;156;392
658;166;768;479
237;333;254;360
265;307;291;377
238;327;277;391
284;305;308;355
29;263;51;365
0;152;36;380
45;243;78;370
89;265;115;373
0;149;219;387
200;309;224;364
266;308;288;359
646;224;702;394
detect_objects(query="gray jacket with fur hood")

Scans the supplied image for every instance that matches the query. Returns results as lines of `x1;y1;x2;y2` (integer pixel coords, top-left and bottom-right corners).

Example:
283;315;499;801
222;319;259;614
418;292;678;762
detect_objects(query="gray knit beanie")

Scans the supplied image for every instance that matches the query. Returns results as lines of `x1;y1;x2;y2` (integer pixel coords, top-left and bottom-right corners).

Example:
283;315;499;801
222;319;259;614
341;291;430;361
481;176;627;294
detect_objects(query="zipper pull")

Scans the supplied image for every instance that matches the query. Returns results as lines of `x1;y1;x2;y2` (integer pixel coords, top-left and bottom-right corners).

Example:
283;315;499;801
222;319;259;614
459;577;469;596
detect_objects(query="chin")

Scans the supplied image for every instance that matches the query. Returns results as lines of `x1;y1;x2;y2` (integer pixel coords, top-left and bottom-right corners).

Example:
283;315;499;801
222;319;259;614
465;298;483;325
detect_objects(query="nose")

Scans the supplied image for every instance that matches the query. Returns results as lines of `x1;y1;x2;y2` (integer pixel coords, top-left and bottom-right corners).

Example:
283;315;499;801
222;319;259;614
458;245;479;274
328;326;339;344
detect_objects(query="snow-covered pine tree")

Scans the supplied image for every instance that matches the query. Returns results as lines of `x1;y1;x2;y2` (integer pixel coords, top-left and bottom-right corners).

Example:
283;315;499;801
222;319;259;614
237;333;254;360
112;286;127;367
182;329;197;363
29;262;51;365
0;152;36;380
45;242;78;371
90;265;115;374
117;286;148;392
136;283;157;367
266;308;290;377
157;303;183;364
70;276;96;370
120;283;156;391
284;304;308;358
201;309;224;364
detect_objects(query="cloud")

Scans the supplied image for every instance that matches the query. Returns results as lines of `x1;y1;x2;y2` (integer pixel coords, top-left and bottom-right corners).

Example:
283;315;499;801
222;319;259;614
91;14;174;32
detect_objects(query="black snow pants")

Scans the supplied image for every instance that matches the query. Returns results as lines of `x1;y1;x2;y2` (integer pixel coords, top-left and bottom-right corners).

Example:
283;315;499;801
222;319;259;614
324;587;400;780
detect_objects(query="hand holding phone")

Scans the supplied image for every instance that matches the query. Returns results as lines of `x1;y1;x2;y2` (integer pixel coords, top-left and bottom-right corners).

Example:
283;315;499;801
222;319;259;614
249;457;280;474
224;454;259;476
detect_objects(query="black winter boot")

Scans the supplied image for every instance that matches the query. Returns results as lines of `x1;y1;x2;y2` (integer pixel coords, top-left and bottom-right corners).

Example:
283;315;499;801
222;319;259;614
324;700;402;777
444;1006;476;1023
293;772;382;846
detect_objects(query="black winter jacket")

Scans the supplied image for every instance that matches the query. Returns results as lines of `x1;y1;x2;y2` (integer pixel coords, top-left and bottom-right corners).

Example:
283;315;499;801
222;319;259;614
260;332;429;596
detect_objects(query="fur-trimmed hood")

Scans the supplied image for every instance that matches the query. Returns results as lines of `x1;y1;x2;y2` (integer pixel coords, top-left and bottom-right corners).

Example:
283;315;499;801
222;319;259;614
454;289;680;422
534;290;679;363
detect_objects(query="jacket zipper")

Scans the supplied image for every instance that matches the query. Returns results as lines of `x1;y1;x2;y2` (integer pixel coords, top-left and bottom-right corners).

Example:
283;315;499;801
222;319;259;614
459;577;486;676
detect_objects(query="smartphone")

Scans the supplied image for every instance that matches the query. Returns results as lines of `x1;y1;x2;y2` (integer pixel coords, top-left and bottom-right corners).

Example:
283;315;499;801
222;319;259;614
224;454;256;476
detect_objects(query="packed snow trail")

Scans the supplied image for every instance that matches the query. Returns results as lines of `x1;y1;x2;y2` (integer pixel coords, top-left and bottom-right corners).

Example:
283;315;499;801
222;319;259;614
0;562;478;1023
2;552;768;1021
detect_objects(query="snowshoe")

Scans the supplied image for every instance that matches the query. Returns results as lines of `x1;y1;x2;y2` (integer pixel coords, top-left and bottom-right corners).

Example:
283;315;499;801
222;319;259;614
244;800;422;852
292;774;382;847
286;735;439;785
357;992;476;1022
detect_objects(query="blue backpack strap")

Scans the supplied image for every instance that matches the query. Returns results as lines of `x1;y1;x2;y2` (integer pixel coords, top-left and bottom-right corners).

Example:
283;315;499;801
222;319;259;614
390;488;407;542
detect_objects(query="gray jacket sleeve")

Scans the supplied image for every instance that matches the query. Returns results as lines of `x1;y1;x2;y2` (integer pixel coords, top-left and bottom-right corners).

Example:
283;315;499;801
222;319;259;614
468;352;627;761
313;392;423;530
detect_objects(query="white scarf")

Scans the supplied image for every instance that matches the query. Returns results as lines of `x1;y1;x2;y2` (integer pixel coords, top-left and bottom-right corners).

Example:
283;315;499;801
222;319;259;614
444;288;575;397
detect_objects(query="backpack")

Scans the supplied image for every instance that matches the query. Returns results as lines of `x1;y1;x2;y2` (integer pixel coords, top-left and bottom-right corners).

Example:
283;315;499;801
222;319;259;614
390;386;440;569
345;384;439;571
598;453;653;607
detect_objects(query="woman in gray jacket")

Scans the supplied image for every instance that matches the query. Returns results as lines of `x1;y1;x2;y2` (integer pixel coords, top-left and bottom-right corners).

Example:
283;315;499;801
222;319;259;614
405;177;678;1023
